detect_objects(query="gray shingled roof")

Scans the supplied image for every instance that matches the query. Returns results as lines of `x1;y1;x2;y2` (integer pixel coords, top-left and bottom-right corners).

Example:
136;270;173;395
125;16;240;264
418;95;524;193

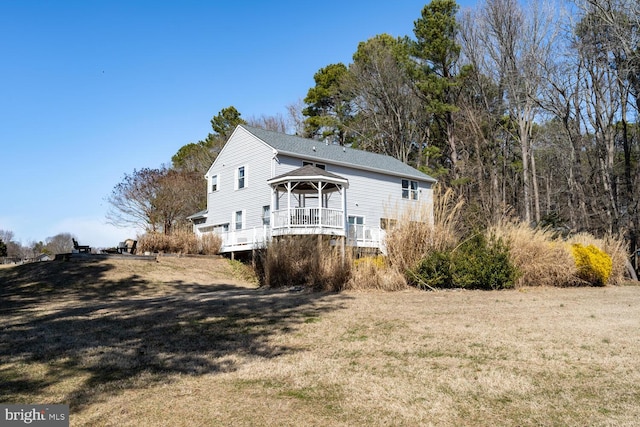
186;209;207;219
268;165;348;192
241;125;436;183
268;164;347;182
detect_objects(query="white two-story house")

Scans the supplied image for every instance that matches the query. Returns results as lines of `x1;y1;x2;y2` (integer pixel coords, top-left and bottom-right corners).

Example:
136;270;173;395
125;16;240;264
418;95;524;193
188;125;436;255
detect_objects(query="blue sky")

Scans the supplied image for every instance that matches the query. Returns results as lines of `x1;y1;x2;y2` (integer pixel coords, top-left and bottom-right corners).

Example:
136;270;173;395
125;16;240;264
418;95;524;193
0;0;472;248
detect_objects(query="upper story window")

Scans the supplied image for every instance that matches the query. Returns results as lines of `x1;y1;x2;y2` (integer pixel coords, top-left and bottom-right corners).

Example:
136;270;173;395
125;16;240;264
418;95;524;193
211;175;218;192
402;179;419;200
303;161;326;170
237;166;246;189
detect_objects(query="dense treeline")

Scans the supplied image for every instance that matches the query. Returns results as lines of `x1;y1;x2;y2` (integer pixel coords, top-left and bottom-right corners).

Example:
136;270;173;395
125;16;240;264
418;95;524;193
107;0;640;266
301;0;640;264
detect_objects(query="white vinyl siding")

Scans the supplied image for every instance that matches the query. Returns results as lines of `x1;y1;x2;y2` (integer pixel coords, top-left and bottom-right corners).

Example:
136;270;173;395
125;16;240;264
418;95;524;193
203;127;274;231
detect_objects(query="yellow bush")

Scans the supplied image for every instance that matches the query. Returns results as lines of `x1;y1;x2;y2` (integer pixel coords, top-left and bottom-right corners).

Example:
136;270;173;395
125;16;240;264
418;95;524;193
571;243;612;286
353;255;386;269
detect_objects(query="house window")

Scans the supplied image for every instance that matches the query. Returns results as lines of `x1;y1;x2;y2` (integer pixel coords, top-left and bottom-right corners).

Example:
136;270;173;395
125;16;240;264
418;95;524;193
303;161;326;170
402;179;419;200
262;206;271;226
235;211;243;230
237;166;246;189
380;218;398;230
211;175;218;192
348;216;364;240
200;223;229;233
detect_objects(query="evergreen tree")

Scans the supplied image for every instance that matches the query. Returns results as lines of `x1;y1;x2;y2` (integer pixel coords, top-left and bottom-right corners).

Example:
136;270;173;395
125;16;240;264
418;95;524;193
0;239;7;258
302;63;353;145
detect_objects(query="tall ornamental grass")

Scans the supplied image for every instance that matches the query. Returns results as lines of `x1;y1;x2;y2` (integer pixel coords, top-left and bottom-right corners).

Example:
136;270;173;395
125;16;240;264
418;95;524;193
138;230;221;255
385;186;464;275
489;221;577;287
257;236;351;291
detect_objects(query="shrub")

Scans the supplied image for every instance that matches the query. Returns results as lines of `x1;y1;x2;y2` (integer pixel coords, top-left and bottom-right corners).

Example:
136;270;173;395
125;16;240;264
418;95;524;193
568;233;626;285
411;250;453;290
452;234;518;290
353;255;386;269
571;243;612;286
411;233;518;290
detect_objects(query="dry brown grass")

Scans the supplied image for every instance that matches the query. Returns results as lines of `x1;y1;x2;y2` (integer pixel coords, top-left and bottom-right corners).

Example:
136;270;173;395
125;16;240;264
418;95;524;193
346;257;407;291
384;186;464;283
257;236;351;291
489;221;577;287
1;257;640;426
386;187;464;271
138;230;221;255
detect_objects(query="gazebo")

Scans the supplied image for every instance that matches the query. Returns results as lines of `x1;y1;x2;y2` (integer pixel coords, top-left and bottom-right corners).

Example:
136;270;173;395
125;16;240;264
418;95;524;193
267;165;348;238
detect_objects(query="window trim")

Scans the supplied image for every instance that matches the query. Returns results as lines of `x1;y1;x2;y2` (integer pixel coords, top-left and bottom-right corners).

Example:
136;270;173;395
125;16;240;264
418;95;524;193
211;174;218;192
348;215;365;240
234;210;244;230
380;218;398;230
402;179;419;200
236;166;247;190
302;161;326;170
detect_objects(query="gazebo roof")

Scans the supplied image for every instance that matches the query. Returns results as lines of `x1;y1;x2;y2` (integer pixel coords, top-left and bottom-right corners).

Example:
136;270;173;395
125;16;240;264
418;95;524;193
267;165;349;191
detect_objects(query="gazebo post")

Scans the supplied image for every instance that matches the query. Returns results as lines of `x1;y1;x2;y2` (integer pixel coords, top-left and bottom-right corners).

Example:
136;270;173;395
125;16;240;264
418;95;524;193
286;181;292;228
341;187;347;264
318;180;323;226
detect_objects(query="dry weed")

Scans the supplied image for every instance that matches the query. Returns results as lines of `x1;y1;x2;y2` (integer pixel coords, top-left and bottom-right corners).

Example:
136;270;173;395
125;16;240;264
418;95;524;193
258;236;351;291
385;185;463;274
138;230;221;255
489;221;577;287
346;257;407;291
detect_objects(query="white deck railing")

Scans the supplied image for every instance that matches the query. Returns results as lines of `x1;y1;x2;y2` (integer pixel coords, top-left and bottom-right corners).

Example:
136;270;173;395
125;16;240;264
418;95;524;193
272;207;344;229
347;225;386;249
198;221;386;254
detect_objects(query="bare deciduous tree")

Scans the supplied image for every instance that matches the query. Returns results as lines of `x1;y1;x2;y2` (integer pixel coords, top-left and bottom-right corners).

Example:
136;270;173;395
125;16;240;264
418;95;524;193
247;113;288;133
107;167;204;235
472;0;557;223
343;34;430;165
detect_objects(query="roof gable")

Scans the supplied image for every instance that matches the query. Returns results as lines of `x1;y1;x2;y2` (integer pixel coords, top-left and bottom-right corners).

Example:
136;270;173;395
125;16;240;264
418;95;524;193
239;125;436;183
